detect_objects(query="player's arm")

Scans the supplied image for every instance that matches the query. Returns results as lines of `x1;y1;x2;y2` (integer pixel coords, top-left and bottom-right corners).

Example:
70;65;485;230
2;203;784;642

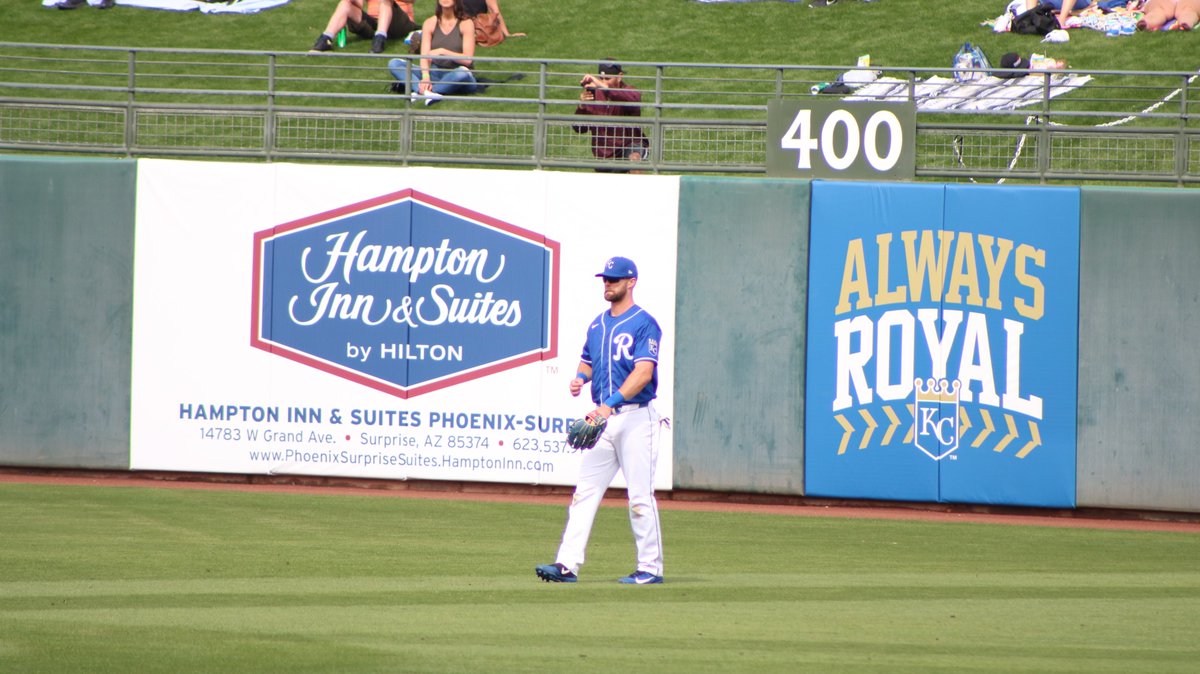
569;362;592;397
594;361;655;419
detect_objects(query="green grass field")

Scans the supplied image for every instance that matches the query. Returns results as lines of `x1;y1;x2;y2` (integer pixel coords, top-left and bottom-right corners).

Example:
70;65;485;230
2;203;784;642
1;482;1197;673
7;0;1196;71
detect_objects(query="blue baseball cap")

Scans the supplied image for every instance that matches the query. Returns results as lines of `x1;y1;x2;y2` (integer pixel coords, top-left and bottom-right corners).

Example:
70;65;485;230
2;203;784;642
596;256;638;279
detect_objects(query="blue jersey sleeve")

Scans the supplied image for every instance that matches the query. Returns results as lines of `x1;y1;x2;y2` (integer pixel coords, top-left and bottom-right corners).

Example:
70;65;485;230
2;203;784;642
633;319;663;364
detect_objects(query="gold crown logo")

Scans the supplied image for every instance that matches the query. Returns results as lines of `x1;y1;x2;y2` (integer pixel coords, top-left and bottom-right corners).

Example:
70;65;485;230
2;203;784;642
914;378;960;404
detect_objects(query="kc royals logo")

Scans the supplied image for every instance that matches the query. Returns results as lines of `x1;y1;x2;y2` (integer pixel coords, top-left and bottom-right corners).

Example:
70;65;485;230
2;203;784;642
251;189;560;398
913;378;961;461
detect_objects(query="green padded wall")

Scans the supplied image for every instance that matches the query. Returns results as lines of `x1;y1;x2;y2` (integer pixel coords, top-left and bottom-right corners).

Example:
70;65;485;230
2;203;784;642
0;156;135;468
1076;187;1200;512
674;177;810;494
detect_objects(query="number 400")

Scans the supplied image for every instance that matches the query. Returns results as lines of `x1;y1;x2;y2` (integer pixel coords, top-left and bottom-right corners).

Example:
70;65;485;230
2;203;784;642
781;109;904;171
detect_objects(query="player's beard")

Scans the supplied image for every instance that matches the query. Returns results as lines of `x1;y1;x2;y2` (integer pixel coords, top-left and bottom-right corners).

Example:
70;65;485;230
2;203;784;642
604;285;627;303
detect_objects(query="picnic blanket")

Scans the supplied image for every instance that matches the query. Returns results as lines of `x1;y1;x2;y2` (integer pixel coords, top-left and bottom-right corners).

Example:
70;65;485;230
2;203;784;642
846;74;1092;112
42;0;290;13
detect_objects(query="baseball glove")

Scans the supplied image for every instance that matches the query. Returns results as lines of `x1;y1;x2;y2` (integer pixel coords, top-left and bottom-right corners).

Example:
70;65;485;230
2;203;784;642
566;415;606;449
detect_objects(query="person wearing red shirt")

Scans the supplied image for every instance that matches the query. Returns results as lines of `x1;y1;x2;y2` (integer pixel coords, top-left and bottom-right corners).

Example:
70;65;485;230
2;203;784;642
572;61;650;173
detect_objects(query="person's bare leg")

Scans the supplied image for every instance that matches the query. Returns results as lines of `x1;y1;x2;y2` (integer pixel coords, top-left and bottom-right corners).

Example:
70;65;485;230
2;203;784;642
323;0;365;35
1138;0;1175;30
1174;0;1199;29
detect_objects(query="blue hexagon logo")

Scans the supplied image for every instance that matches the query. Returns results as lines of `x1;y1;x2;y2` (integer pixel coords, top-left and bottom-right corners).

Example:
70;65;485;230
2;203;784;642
251;189;560;398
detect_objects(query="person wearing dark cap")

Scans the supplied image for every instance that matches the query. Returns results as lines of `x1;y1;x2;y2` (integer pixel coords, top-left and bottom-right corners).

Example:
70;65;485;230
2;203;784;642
572;60;650;173
536;256;666;585
994;52;1030;80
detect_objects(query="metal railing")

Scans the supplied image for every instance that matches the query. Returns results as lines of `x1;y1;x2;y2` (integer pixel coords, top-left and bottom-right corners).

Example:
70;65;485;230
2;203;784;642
1;43;1197;184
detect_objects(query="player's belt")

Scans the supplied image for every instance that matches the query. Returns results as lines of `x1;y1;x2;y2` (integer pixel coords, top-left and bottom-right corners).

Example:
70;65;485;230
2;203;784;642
611;402;647;415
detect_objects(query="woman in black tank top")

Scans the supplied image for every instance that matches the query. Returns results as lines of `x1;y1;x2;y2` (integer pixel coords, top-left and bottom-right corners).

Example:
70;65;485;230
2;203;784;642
386;0;478;104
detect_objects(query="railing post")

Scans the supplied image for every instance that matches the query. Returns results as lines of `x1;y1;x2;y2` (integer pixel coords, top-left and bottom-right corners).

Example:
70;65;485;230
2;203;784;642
534;61;547;169
400;56;414;165
1176;72;1189;186
265;53;276;162
652;65;663;174
1037;73;1052;184
125;49;136;157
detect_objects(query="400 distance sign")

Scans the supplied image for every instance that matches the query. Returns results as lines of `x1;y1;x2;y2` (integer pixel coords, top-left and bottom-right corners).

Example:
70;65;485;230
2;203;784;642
766;99;916;180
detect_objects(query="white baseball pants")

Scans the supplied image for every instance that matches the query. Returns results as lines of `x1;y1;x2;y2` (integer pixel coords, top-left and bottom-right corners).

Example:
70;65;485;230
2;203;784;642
555;404;663;577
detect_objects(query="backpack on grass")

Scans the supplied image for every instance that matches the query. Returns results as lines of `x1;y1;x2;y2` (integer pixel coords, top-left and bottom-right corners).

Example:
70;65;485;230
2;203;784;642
1012;3;1060;35
952;43;991;83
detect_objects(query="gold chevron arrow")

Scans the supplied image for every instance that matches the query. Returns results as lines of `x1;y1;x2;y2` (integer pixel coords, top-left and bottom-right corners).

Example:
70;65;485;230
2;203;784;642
957;407;972;448
992;414;1019;454
881;405;902;445
971;408;995;448
835;414;854;455
858;409;878;449
904;403;915;444
1016;420;1042;458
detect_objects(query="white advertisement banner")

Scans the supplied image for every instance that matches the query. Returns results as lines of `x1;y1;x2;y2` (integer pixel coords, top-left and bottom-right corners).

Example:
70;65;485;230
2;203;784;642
130;161;678;489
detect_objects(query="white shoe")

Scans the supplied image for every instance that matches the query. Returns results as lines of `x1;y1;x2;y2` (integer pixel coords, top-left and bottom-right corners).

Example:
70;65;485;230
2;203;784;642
422;91;444;106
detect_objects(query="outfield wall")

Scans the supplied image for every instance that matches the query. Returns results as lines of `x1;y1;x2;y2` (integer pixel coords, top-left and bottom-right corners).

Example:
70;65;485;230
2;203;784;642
0;157;135;469
1;157;1197;512
1076;189;1200;512
675;178;810;494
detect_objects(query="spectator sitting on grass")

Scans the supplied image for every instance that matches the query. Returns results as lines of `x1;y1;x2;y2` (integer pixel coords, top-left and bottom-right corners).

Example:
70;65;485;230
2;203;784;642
395;0;415;22
463;0;526;47
1138;0;1199;30
310;0;420;55
387;0;478;105
1022;0;1127;28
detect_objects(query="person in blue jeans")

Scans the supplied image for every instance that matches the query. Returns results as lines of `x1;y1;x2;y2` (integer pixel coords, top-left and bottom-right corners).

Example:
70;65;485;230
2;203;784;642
387;0;478;105
1024;0;1127;28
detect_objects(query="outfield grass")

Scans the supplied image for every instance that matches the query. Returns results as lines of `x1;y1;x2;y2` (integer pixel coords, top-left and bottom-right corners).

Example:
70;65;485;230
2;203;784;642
1;482;1197;673
7;0;1196;71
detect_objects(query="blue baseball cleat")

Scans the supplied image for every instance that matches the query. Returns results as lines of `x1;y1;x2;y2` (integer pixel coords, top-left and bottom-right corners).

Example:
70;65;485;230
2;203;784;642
535;563;577;583
618;571;664;585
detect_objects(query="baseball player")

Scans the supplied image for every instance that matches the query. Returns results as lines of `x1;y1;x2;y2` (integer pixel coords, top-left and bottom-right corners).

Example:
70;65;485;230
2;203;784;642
536;256;665;585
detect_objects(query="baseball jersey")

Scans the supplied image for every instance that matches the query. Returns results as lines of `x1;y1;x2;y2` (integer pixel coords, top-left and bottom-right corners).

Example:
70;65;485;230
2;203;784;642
580;305;662;405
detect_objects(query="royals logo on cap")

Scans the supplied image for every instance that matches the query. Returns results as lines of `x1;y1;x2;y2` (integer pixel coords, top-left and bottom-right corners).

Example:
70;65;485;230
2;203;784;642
596;256;638;279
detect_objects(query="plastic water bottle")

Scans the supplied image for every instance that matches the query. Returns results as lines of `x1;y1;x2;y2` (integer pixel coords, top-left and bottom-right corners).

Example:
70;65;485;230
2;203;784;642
337;28;347;48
